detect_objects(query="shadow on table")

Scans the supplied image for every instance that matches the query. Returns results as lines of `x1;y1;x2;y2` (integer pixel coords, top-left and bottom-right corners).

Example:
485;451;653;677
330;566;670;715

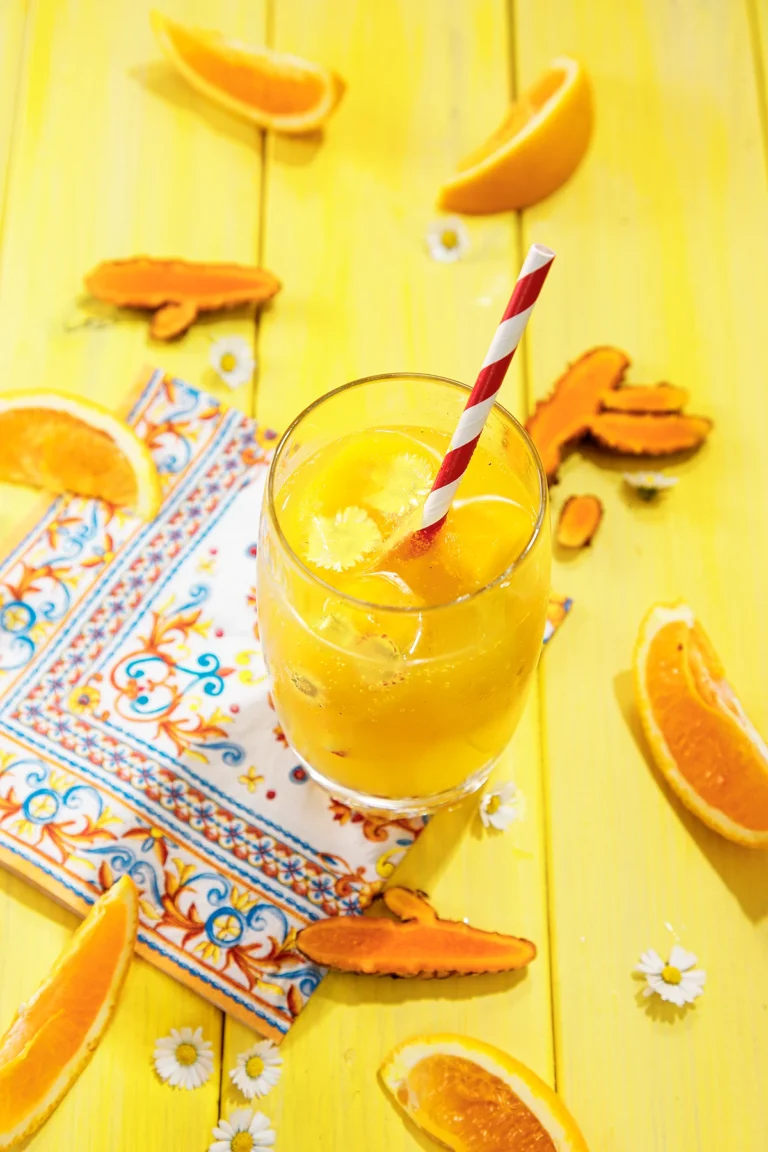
129;62;326;166
129;61;259;148
614;669;768;922
632;982;694;1025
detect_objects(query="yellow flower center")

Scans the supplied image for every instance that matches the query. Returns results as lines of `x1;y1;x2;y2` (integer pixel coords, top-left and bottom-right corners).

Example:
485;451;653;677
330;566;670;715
220;352;238;372
486;795;501;815
661;964;682;985
175;1042;198;1066
440;229;459;250
231;1134;254;1152
150;828;164;840
245;1054;265;1079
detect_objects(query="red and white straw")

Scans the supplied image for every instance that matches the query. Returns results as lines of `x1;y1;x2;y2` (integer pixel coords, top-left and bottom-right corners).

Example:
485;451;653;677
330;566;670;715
420;243;555;533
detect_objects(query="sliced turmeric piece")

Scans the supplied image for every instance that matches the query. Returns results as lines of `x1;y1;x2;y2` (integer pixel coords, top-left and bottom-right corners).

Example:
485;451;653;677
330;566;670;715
556;494;603;549
601;383;688;414
526;347;630;481
84;257;281;339
588;412;712;455
296;887;536;977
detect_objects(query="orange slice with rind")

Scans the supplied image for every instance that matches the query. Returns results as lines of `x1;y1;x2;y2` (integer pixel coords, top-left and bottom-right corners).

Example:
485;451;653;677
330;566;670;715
381;1033;590;1151
634;603;768;847
151;11;345;134
0;877;139;1150
0;391;161;518
438;56;593;214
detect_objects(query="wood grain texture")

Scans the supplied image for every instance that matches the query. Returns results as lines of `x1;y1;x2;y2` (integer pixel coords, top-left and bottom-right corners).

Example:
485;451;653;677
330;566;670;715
223;2;554;1149
516;0;768;1147
0;2;267;1148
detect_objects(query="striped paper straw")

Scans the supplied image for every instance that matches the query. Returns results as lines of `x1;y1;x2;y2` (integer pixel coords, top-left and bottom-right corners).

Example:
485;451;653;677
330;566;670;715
420;243;555;533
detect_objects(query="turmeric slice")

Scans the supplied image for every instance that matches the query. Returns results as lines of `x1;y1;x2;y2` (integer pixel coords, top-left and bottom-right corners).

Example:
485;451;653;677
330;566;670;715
526;346;630;481
601;383;688;414
588;412;712;456
84;257;281;339
296;886;536;978
556;494;603;549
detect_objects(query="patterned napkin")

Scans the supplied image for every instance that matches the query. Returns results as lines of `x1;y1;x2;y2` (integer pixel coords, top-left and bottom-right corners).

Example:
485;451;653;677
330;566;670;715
0;368;570;1040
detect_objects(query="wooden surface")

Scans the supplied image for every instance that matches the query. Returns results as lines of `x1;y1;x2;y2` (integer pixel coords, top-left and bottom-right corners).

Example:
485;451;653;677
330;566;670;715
0;1;766;1149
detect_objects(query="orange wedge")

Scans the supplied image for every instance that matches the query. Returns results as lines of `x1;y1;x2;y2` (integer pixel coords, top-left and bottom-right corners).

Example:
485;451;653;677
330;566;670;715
151;11;345;134
381;1034;589;1151
0;877;138;1150
634;603;768;847
0;392;161;519
439;56;593;214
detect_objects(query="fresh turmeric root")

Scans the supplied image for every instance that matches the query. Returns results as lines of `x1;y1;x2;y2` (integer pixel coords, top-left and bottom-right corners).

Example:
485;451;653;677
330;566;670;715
84;257;281;339
296;887;536;978
556;494;603;549
526;347;630;481
588;412;712;455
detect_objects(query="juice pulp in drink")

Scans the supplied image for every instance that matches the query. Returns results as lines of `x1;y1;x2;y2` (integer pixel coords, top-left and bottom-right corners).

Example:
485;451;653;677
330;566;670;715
257;424;550;802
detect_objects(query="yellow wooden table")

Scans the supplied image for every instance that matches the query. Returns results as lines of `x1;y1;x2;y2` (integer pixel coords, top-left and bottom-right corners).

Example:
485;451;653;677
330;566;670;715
1;2;768;1148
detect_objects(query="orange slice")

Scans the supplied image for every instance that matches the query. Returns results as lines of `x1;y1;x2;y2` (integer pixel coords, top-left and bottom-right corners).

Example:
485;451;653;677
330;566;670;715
634;603;768;847
151;11;345;134
0;391;161;518
381;1034;589;1151
438;57;592;214
0;877;138;1150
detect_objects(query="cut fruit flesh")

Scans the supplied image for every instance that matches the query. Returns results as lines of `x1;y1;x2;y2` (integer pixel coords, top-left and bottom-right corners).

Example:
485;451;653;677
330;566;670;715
381;1033;590;1151
151;11;345;133
0;878;139;1150
438;56;593;214
634;603;768;846
0;392;161;518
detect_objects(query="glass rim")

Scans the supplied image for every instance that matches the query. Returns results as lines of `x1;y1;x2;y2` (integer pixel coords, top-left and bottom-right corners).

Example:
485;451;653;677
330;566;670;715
265;371;548;615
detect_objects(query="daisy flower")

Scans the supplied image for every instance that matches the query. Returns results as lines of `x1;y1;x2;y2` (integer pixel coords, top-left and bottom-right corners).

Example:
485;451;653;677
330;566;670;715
636;945;706;1007
229;1039;283;1100
153;1025;214;1090
425;217;470;263
210;336;256;390
623;471;678;501
209;1108;276;1151
479;781;526;832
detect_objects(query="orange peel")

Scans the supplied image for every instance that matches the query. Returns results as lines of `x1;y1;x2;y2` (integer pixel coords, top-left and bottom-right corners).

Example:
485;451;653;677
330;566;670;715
438;56;593;214
0;878;138;1150
634;603;768;847
380;1033;590;1151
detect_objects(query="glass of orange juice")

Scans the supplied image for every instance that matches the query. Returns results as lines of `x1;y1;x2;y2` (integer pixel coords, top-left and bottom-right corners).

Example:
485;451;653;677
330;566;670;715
256;373;550;815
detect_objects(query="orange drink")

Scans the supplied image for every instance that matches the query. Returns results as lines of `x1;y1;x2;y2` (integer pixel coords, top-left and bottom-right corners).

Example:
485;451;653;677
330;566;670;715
257;374;550;814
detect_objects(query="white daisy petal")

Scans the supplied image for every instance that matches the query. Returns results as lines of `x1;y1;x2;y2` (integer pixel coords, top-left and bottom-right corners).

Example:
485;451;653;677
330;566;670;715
229;1109;255;1131
668;945;697;972
623;471;678;494
636;950;665;975
479;782;525;832
637;945;706;1010
153;1026;214;1090
211;1125;235;1142
425;217;471;264
209;1109;276;1152
210;336;256;390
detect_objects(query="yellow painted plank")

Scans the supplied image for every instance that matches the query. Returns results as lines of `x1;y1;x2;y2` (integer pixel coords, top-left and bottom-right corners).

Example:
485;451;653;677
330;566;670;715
0;2;268;1148
516;0;768;1147
0;1;28;238
225;4;555;1149
254;0;531;433
0;0;268;541
0;871;223;1149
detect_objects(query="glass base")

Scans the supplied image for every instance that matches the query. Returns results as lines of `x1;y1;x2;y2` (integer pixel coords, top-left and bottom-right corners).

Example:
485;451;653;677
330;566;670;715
290;746;496;818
